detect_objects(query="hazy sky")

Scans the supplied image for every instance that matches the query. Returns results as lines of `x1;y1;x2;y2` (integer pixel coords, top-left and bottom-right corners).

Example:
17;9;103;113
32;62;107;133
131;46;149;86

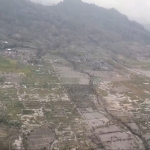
34;0;150;24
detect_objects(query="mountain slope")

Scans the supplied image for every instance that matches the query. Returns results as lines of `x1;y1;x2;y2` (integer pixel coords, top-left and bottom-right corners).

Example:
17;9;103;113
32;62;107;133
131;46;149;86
56;0;150;44
0;0;150;52
144;24;150;31
0;0;150;54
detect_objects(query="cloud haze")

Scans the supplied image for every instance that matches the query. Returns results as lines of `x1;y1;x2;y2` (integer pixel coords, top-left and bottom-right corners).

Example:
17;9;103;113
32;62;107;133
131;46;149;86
32;0;150;24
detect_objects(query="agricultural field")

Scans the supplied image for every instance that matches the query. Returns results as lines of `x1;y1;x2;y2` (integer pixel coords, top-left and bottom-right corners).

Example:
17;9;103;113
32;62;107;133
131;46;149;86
0;52;100;150
0;49;150;150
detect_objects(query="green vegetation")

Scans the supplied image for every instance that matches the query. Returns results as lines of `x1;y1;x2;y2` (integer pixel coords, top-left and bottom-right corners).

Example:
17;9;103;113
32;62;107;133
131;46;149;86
0;57;16;68
14;101;24;109
19;67;32;76
0;77;5;84
98;89;108;97
0;57;33;76
0;57;17;72
22;109;34;115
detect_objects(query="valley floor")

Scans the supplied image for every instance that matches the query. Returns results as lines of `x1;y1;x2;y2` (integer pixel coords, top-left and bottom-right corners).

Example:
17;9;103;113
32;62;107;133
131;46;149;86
0;50;150;150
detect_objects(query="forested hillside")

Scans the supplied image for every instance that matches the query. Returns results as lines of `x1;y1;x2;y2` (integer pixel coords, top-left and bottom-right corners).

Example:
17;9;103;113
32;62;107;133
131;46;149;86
0;0;150;52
